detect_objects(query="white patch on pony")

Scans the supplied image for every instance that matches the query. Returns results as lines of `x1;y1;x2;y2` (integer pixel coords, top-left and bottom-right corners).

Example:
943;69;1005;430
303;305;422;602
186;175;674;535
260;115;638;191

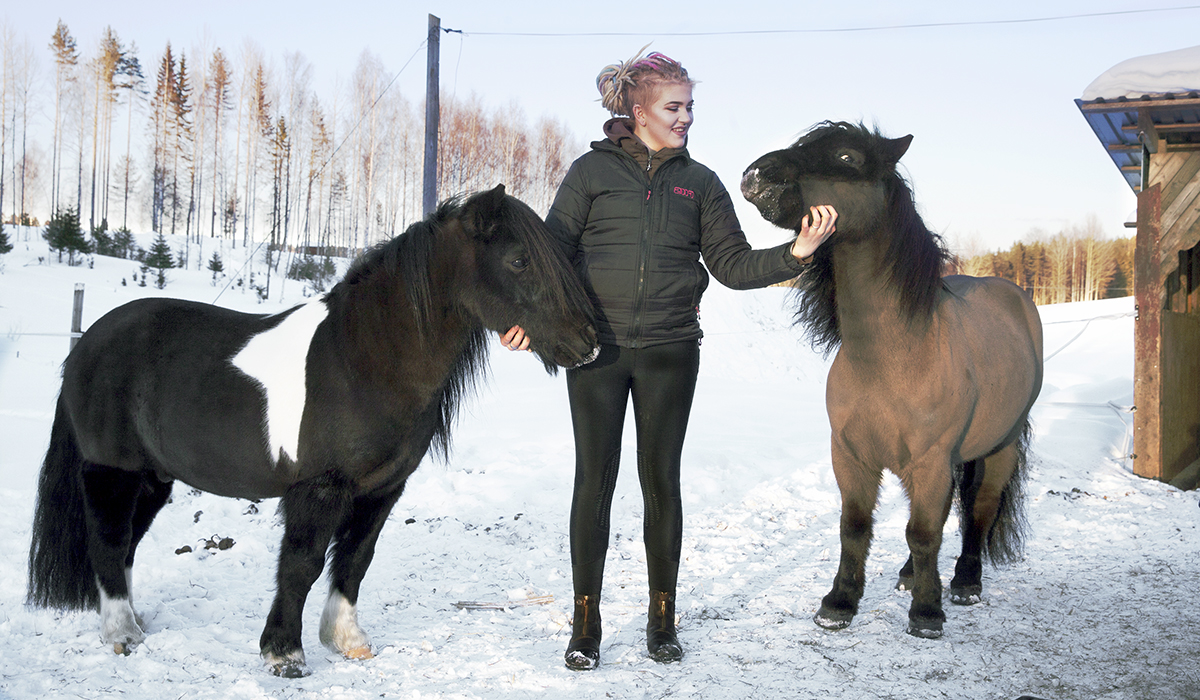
231;300;329;465
319;590;373;658
98;574;144;652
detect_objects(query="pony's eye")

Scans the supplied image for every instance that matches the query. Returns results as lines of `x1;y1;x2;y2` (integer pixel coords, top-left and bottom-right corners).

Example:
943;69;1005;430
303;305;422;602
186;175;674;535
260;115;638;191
837;149;865;168
510;257;529;271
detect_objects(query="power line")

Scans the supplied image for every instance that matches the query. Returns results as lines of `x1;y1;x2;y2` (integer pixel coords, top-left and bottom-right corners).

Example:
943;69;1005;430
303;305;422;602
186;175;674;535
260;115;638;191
457;5;1200;37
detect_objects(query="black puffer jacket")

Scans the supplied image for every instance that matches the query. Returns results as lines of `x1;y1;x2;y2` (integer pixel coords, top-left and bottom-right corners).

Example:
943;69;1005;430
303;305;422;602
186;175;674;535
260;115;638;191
546;120;805;348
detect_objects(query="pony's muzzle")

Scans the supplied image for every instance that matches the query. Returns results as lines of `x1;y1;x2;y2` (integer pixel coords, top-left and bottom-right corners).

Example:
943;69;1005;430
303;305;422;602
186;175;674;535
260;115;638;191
740;168;789;224
573;344;601;368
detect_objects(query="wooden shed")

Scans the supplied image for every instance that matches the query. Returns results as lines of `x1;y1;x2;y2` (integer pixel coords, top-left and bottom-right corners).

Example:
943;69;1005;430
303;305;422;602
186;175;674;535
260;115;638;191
1076;45;1200;484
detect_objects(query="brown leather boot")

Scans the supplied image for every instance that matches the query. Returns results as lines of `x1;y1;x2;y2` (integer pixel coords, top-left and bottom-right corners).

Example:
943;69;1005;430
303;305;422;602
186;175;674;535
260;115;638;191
564;594;601;671
646;590;683;663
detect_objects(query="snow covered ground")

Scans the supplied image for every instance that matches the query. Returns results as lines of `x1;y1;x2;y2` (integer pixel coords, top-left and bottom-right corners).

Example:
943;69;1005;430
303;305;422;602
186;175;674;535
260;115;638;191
0;228;1196;700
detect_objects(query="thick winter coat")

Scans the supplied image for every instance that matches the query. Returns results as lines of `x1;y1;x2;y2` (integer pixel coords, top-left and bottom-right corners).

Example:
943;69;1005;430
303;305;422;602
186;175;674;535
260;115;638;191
546;124;805;348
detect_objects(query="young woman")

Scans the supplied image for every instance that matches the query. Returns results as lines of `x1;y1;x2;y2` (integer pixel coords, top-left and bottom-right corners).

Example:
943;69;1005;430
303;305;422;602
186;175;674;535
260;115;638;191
501;48;836;670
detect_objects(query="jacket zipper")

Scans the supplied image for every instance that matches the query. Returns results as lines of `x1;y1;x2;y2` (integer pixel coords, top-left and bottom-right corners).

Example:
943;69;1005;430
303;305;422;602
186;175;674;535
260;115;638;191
629;156;656;345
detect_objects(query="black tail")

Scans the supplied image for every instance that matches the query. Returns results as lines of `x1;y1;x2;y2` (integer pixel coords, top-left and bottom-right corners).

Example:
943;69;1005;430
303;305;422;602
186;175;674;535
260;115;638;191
27;397;98;610
954;418;1032;566
983;417;1032;564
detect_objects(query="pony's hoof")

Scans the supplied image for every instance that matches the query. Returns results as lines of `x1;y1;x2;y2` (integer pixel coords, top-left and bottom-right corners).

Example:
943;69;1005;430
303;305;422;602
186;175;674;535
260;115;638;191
906;619;944;639
895;575;914;592
112;642;134;656
343;645;374;661
949;585;982;606
264;650;310;678
813;607;853;630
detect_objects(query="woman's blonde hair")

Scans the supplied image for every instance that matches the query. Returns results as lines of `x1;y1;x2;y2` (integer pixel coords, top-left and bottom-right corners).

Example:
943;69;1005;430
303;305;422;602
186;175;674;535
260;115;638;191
595;45;694;117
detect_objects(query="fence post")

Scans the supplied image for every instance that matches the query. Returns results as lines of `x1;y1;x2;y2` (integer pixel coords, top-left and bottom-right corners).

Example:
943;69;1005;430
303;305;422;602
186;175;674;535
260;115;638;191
70;283;84;351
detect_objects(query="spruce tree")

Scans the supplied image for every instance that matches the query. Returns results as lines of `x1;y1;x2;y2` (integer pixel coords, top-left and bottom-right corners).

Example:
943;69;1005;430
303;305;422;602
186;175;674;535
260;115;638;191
113;228;135;259
144;232;174;289
207;251;224;282
0;221;12;255
43;207;90;265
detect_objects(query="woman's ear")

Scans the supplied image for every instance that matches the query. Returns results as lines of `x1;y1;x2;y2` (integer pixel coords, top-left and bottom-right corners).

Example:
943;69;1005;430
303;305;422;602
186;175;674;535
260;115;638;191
632;104;646;126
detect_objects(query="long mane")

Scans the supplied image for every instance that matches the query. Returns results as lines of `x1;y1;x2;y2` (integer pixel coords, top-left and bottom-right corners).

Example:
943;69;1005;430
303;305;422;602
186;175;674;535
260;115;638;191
326;197;489;461
790;122;950;355
325;191;589;458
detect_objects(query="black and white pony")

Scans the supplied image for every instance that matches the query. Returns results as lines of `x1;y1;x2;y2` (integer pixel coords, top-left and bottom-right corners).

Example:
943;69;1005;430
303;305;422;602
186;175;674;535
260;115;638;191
26;185;598;677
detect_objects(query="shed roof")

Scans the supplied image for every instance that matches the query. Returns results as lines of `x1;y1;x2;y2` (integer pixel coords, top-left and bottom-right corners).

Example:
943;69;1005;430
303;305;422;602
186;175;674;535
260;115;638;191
1076;45;1200;192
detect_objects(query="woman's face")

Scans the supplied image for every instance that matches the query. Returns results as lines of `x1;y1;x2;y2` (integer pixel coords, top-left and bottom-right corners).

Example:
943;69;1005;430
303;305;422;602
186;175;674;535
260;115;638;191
633;83;694;152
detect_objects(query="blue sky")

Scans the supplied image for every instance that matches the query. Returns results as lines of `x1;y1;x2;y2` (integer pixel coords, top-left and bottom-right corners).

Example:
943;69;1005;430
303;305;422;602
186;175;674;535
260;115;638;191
5;1;1200;252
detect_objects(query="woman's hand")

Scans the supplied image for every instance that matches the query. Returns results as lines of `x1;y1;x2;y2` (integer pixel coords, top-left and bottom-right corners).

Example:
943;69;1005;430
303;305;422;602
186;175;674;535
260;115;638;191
791;205;838;262
499;325;531;352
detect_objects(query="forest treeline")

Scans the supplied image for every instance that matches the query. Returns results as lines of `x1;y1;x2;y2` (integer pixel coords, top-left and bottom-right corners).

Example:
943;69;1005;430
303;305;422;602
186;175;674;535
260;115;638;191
0;21;579;261
950;218;1135;304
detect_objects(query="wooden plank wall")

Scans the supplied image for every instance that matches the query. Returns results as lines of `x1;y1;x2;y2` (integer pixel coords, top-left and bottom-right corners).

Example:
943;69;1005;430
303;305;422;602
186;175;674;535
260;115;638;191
1137;148;1200;481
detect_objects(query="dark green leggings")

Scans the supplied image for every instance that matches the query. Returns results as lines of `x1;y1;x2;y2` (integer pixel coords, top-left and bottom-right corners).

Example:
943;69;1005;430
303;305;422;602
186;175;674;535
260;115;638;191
566;340;700;596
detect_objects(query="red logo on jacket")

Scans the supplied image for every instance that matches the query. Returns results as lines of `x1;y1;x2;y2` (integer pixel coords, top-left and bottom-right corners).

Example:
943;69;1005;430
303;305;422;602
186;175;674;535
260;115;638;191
673;186;695;199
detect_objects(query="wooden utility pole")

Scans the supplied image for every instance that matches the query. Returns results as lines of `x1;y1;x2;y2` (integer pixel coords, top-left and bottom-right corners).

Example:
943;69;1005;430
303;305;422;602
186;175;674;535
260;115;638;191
422;14;440;218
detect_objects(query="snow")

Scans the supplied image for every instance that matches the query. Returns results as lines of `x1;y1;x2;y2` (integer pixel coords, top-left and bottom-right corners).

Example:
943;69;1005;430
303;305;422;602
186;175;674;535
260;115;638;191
1081;44;1200;101
1;228;1198;700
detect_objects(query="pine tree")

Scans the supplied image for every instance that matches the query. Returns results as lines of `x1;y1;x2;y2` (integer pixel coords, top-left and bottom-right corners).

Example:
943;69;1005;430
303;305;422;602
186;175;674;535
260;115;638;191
49;21;80;216
0;220;12;255
115;45;145;231
207;49;233;239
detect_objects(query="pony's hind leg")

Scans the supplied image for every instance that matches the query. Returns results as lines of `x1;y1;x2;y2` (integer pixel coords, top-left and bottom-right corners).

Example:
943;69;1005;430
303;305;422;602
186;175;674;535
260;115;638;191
950;443;1021;605
261;473;353;678
126;475;174;628
80;464;165;654
815;453;881;631
896;458;978;592
319;487;404;660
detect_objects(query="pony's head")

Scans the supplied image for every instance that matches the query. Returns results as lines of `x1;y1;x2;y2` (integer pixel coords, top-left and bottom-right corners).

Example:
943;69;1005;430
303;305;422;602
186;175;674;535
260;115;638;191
740;121;912;235
740;122;949;354
437;185;599;373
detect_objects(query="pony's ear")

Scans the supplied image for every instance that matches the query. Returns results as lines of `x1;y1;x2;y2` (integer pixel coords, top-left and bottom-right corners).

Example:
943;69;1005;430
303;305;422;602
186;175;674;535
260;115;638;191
883;135;913;165
470;184;507;238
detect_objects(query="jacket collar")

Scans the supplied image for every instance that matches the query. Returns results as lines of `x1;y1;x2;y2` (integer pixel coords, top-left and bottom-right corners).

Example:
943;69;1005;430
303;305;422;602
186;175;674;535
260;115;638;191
594;117;688;179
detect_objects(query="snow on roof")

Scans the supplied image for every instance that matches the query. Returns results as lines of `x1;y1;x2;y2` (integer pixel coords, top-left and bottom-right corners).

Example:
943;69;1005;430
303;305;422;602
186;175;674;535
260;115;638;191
1082;44;1200;101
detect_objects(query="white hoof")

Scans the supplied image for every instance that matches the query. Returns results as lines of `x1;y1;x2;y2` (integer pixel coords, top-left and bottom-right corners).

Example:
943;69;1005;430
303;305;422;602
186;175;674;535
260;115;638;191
99;587;145;653
319;591;373;659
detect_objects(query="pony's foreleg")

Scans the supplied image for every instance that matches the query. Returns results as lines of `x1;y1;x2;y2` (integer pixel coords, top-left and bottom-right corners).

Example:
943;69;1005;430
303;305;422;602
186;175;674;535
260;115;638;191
897;458;980;592
950;443;1019;605
815;453;881;630
903;462;954;639
261;473;353;678
80;464;153;654
320;488;404;660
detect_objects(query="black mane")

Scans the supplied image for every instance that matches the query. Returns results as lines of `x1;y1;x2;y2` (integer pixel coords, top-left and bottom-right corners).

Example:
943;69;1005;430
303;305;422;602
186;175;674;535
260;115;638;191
325;192;590;458
788;122;950;355
325;197;488;461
